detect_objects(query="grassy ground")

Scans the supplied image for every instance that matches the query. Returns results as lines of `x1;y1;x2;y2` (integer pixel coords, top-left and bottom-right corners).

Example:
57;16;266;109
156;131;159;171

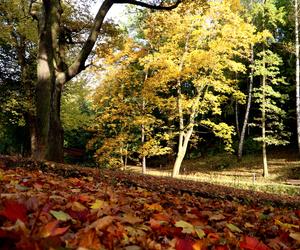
126;152;300;196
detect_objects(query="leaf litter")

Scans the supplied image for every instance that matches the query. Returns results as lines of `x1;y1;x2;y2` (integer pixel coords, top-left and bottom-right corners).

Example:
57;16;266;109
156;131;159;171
0;158;299;249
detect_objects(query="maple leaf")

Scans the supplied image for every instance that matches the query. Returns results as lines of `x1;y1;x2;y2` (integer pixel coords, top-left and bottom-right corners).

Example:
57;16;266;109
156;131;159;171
176;238;194;250
88;215;115;232
209;214;226;221
50;210;72;221
0;200;27;222
70;201;87;212
70;229;102;250
175;220;195;234
90;199;107;209
240;236;270;250
226;223;242;233
144;203;163;211
39;220;69;238
121;213;143;224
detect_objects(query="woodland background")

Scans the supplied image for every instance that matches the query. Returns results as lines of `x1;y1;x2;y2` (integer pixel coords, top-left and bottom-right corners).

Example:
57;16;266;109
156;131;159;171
0;0;299;178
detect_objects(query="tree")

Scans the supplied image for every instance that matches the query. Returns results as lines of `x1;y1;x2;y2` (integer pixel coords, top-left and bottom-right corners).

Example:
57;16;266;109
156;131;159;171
27;0;181;162
251;50;290;177
0;0;37;155
142;1;256;176
238;0;287;161
296;0;300;154
89;38;171;169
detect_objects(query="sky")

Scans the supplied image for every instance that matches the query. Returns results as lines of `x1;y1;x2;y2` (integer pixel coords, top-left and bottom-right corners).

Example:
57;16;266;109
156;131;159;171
91;1;127;23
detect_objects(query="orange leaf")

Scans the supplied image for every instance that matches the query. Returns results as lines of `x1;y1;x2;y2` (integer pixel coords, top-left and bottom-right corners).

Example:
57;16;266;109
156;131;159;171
40;220;69;238
153;213;169;222
144;203;163;211
192;240;204;250
240;236;269;250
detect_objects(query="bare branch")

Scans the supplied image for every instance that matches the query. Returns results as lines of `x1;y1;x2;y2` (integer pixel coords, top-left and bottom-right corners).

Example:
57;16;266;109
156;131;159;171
112;0;182;10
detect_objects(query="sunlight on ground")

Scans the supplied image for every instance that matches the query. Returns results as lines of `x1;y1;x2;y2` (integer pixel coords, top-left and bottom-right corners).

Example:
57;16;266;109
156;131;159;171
125;154;300;196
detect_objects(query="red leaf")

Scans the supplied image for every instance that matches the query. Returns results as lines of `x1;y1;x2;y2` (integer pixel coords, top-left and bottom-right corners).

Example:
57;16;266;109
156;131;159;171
176;238;194;250
0;200;27;222
240;236;269;250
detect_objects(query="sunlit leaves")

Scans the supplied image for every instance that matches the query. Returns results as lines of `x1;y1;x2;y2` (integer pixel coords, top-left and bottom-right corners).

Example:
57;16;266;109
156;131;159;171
50;210;72;222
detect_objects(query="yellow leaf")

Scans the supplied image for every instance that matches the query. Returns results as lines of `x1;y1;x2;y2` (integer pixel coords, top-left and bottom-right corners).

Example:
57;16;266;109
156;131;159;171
275;219;300;230
90;199;107;209
290;232;300;242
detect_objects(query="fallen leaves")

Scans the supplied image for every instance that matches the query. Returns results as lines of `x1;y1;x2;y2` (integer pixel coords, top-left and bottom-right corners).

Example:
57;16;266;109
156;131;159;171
39;220;69;238
0;162;299;249
0;200;27;222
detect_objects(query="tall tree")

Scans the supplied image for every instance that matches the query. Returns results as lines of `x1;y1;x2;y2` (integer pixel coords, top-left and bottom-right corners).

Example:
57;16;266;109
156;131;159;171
142;1;256;176
27;0;181;162
238;0;286;161
252;50;290;177
0;0;37;155
296;0;300;154
90;38;171;169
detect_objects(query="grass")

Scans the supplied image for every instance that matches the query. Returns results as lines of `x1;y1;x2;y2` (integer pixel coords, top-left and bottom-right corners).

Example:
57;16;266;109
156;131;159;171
126;151;300;196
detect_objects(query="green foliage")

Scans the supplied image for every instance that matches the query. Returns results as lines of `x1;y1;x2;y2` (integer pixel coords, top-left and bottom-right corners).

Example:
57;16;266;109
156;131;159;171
61;79;94;162
251;49;290;146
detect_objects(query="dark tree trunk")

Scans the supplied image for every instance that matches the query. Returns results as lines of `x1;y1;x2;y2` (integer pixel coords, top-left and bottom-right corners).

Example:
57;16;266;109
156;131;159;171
30;0;181;162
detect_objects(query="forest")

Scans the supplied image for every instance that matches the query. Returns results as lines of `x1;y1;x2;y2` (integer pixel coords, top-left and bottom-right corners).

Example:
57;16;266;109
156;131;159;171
0;0;300;249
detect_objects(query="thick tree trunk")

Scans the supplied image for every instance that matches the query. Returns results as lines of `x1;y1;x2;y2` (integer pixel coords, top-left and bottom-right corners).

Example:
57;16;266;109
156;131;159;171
34;0;64;161
31;0;181;162
296;0;300;154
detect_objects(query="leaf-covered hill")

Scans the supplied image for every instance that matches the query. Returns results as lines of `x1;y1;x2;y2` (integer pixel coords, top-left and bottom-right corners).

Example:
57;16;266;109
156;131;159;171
0;156;299;249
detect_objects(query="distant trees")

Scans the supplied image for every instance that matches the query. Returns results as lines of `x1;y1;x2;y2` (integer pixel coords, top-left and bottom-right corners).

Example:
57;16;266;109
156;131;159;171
89;1;261;175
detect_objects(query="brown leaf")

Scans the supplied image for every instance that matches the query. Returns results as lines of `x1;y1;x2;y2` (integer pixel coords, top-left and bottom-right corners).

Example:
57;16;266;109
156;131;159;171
121;213;143;224
88;215;116;231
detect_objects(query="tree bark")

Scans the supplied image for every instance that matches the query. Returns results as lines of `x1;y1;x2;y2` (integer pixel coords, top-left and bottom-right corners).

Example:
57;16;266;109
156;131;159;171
32;0;181;162
238;44;254;160
262;48;268;178
296;0;300;154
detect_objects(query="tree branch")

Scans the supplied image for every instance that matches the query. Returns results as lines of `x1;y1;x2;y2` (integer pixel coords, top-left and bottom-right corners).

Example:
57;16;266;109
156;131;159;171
64;0;181;83
112;0;182;10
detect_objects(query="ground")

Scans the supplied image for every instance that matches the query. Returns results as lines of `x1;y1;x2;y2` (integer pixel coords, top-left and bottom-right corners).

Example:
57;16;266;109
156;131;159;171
127;152;300;196
0;155;300;249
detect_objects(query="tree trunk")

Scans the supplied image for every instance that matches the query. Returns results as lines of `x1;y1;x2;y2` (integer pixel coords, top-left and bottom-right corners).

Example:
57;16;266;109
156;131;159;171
296;0;300;154
262;50;268;178
172;127;194;177
34;0;64;161
235;100;240;139
31;0;181;162
238;44;254;161
141;123;147;174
